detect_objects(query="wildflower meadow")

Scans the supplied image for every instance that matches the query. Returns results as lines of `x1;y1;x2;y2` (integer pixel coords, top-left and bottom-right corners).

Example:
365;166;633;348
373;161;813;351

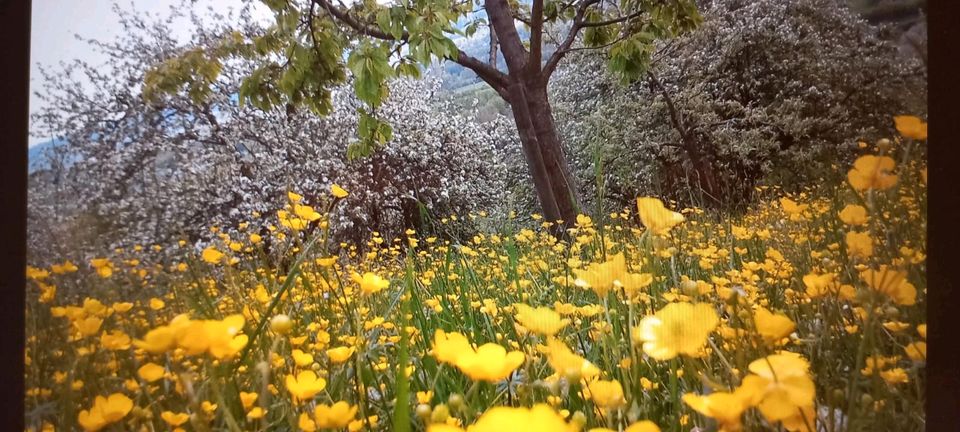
25;116;927;432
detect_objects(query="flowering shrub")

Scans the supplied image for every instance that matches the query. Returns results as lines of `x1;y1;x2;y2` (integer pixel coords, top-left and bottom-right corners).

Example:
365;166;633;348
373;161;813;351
28;5;516;267
25;117;927;431
550;0;925;211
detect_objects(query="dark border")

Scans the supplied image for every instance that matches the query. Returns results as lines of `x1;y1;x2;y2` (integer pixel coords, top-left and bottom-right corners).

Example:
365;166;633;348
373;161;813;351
926;0;960;430
0;0;29;429
1;0;958;431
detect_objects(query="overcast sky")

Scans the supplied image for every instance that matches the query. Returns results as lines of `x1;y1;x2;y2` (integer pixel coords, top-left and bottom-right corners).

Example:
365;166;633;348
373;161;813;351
28;0;271;147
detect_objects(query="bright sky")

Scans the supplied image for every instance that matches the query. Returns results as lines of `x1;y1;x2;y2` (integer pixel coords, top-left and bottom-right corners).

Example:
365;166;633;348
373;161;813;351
29;0;272;146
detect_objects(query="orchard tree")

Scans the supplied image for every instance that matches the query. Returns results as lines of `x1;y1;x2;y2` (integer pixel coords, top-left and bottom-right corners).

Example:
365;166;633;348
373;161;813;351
28;3;515;264
144;0;702;229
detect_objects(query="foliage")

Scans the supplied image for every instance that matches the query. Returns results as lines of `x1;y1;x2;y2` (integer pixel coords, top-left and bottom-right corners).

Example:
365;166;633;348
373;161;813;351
28;3;515;266
25;122;927;431
550;0;926;212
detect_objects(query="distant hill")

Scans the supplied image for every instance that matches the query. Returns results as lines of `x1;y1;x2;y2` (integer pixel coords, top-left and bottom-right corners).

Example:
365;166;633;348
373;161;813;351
28;138;74;174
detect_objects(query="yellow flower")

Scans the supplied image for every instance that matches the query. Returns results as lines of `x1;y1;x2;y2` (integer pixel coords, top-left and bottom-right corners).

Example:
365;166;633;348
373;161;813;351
624;421;661;432
428;404;577;432
288;191;303;203
753;306;796;344
89;258;113;278
859;265;917;306
134;325;177;354
513;304;570;336
315;256;338;267
893;115;927;140
620;272;654;298
161;411;190;426
845;231;873;259
917;324;927;339
112;302;134;313
780;197;809;219
905;341;926;362
201;246;225;264
314;401;358;429
149;298;165;310
543;337;600;381
137;362;165;382
351;272;390;296
240;391;259;410
573;253;628;297
737;352;815;424
847;155;898;192
802;272;838;299
882;321;910;332
99;330;131;350
74;316;103;337
286;370;327;402
294;204;322;221
636;197;685;235
682;391;747;430
880;368;910;385
431;329;474;365
201;401;218;415
416;391;434;404
454;343;525;382
246;407;266;419
331;184;349;198
77;393;133;432
299;412;317;432
326;346;356;364
584;379;626;409
292;349;314;367
633;302;718;360
838;204;869;226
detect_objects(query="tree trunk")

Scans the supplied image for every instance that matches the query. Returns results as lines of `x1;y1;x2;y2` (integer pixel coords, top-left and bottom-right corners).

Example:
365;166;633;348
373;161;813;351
527;84;580;225
506;81;563;224
505;80;580;231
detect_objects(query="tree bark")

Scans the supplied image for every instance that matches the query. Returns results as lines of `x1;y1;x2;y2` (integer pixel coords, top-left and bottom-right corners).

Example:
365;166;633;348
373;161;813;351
505;81;563;224
503;78;582;231
526;83;580;225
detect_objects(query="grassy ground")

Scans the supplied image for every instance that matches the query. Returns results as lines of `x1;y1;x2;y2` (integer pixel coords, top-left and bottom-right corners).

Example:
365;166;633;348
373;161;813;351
24;117;927;432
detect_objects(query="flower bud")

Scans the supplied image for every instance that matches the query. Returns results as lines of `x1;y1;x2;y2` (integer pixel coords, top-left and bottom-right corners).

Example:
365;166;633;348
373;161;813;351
430;404;450;423
877;138;892;152
831;389;846;406
681;279;699;296
447;393;464;410
414;404;432;420
860;393;873;407
270;314;293;334
570;411;587;428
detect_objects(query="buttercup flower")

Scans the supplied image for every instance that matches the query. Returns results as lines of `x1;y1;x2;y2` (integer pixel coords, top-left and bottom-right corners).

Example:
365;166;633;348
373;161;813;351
513;304;570;336
847;155;898;191
636;197;685;235
633;302;718;360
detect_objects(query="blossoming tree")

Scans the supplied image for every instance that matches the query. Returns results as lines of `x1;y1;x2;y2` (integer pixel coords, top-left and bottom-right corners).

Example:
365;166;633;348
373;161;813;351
142;0;703;229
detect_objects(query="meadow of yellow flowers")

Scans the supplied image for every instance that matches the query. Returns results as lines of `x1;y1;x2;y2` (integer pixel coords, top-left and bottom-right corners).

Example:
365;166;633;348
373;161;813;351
24;116;927;432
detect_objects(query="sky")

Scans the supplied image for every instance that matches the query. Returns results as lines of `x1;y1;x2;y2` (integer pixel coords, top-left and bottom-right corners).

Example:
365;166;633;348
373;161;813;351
28;0;272;147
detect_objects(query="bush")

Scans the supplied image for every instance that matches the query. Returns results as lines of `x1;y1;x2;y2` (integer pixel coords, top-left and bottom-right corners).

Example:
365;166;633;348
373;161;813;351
550;0;926;212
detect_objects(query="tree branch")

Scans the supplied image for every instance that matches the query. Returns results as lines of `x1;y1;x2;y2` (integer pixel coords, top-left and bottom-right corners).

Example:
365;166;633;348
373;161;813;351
484;0;530;74
579;9;644;28
528;0;545;76
542;0;600;78
312;0;509;90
